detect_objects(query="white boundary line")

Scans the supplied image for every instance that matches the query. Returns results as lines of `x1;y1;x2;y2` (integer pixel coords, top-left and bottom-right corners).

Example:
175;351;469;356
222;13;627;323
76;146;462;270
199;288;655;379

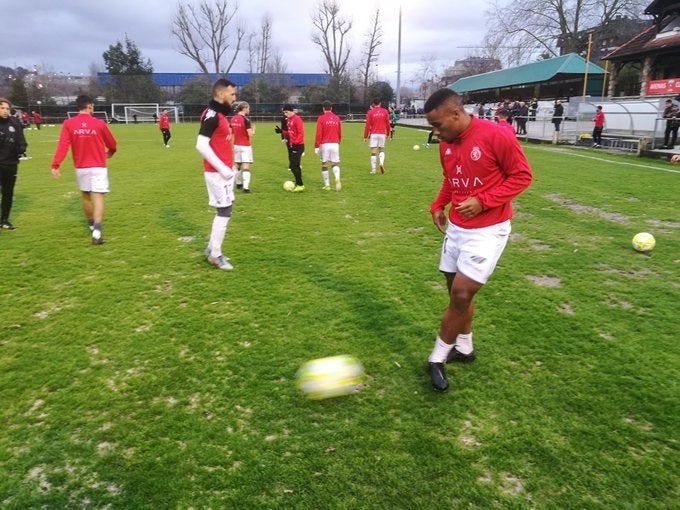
525;146;680;175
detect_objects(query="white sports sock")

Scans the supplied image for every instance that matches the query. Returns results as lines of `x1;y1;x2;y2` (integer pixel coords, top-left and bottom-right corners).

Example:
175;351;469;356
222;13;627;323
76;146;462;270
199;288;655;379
455;333;474;355
332;165;340;180
209;216;229;258
321;169;330;186
379;151;385;165
428;336;454;363
243;170;251;189
370;155;377;172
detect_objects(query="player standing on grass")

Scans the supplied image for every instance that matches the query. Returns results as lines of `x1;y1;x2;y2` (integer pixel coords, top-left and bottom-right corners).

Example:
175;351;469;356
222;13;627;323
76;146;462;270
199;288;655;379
314;100;342;191
159;110;172;148
423;89;532;392
282;104;305;192
195;79;238;271
0;98;27;230
363;97;391;174
50;94;117;245
230;101;255;194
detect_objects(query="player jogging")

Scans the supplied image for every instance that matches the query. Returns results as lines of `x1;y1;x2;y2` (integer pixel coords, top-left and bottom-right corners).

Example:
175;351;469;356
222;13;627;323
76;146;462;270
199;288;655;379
195;79;238;271
230;101;255;193
314;100;342;191
50;94;117;245
363;97;391;174
423;89;532;392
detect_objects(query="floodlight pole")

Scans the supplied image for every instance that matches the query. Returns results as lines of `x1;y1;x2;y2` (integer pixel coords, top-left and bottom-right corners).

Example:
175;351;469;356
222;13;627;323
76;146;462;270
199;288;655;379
396;5;402;108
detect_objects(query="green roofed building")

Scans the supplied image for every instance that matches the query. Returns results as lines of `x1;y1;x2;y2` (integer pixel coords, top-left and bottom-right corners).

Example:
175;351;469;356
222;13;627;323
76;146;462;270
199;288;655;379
449;53;606;101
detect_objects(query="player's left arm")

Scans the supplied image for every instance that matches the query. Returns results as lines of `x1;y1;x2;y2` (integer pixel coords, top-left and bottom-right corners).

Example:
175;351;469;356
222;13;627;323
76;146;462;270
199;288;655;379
474;135;533;209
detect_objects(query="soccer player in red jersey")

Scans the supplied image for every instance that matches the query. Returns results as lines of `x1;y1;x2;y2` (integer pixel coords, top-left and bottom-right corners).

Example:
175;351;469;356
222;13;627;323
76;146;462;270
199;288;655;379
423;89;533;391
314;100;342;191
159;110;172;147
282;104;305;192
50;94;117;245
592;106;605;148
363;97;391;174
195;79;238;271
230;101;255;193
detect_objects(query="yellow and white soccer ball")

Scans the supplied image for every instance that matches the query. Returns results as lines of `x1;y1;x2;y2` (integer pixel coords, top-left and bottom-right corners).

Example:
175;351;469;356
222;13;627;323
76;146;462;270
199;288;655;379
283;180;295;192
413;144;421;151
296;355;364;400
632;232;655;252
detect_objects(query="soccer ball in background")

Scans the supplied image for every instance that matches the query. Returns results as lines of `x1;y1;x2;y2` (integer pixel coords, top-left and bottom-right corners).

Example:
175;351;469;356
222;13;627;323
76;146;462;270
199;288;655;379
283;180;295;192
296;355;364;400
631;232;655;252
413;144;421;151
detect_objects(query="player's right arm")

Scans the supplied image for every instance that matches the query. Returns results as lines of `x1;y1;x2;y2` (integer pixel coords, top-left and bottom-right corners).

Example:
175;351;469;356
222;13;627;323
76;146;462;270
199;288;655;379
196;110;234;180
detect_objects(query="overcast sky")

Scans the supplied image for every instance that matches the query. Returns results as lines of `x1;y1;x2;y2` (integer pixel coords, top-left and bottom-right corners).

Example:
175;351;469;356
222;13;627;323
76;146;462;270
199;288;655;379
2;0;490;88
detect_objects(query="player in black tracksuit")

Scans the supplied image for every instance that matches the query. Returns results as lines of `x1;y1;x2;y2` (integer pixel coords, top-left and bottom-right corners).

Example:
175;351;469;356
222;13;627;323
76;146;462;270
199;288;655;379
0;100;28;229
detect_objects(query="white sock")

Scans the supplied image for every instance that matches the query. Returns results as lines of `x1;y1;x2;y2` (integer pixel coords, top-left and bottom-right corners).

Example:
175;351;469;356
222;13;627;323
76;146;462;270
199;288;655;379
428;336;454;363
332;165;340;180
321;169;330;186
379;151;385;166
209;216;229;258
242;170;251;189
370;155;376;172
455;333;474;355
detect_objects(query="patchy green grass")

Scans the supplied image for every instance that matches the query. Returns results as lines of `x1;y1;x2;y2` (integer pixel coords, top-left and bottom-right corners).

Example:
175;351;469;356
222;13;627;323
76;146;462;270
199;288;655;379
1;121;678;509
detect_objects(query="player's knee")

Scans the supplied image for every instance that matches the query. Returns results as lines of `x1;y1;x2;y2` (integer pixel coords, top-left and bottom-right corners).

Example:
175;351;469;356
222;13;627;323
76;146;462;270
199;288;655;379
216;206;232;218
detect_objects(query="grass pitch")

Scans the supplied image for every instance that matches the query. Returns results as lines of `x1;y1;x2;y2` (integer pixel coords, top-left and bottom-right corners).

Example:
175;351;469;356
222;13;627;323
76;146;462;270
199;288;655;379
1;120;678;508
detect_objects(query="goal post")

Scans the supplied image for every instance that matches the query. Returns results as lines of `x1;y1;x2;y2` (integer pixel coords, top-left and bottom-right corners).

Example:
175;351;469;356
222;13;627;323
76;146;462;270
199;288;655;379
110;103;180;124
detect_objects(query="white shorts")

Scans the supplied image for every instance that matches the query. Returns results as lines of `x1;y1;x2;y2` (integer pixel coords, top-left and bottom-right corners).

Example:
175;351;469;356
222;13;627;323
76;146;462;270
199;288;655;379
369;134;387;149
439;219;511;285
76;167;109;193
233;145;253;164
204;171;235;208
319;143;340;163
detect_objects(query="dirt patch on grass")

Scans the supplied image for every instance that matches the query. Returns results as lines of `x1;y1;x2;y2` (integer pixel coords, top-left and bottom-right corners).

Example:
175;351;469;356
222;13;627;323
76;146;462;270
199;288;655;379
545;193;630;224
526;275;562;287
595;264;657;278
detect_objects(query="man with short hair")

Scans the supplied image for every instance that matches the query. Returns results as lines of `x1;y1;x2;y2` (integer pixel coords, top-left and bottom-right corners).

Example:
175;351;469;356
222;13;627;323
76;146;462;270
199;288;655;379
50;94;117;244
363;97;391;174
423;89;533;392
195;79;238;270
662;99;679;149
592;105;605;148
314;100;342;191
230;101;255;193
0;98;28;230
282;104;305;192
159;110;171;147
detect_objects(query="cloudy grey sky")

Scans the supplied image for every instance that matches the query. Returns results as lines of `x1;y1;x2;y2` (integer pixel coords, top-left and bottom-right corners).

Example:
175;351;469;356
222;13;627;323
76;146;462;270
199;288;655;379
3;0;489;87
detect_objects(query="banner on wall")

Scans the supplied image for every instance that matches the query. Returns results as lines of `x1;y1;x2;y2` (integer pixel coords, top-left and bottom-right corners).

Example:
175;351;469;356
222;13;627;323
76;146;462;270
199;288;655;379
646;78;680;95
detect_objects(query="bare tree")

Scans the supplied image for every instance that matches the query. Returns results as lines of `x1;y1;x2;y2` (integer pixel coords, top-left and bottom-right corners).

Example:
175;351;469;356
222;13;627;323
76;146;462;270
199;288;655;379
257;16;272;74
311;0;352;79
483;0;647;67
358;8;383;103
171;0;246;77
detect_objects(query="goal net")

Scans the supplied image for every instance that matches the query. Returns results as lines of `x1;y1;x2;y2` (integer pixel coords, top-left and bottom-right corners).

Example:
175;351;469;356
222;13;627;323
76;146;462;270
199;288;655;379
111;103;180;124
67;110;110;123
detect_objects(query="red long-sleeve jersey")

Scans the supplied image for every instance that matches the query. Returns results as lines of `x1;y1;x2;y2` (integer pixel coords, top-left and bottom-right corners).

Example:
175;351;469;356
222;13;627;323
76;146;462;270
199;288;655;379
363;106;391;138
314;111;342;148
430;117;532;229
51;114;117;170
159;113;170;130
286;113;304;145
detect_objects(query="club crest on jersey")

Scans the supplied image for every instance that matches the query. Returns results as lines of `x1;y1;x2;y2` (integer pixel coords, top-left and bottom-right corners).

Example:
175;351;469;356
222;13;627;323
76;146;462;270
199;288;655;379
444;148;452;156
470;146;482;161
